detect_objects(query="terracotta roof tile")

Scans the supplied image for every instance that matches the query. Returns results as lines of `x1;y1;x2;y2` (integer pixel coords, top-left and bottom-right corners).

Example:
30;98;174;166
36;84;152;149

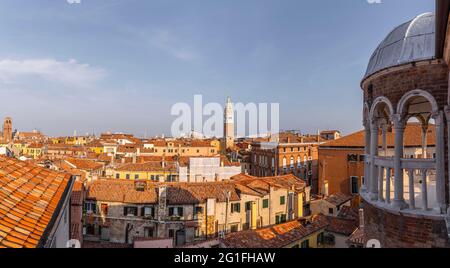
221;215;329;248
0;156;72;248
321;123;435;148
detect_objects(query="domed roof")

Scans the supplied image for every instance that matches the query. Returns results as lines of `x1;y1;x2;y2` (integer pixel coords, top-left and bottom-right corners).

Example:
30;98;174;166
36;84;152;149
364;12;436;80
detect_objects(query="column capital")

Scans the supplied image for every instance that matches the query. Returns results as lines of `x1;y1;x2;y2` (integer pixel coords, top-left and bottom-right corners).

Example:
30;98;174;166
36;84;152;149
431;110;444;124
444;106;450;122
391;114;406;130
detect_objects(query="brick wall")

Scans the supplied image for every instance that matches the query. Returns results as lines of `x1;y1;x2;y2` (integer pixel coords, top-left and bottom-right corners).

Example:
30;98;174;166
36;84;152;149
362;61;449;110
363;201;450;248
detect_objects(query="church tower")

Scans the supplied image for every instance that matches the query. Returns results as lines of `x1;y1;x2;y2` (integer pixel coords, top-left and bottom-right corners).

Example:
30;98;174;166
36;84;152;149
223;97;234;151
3;117;12;143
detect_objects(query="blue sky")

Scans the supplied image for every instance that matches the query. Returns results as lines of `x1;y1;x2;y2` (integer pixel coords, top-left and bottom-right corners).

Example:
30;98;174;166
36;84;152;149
0;0;434;137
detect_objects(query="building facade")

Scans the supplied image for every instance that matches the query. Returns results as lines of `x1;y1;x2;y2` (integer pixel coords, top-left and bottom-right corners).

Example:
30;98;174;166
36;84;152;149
360;6;450;247
83;174;309;246
250;132;323;193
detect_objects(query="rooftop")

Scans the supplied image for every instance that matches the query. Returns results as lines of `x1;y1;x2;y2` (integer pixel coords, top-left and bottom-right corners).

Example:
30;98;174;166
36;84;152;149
320;123;436;149
220;215;328;248
0;156;72;248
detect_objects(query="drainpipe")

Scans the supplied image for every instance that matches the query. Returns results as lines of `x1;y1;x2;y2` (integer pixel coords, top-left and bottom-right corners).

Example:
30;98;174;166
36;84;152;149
225;191;231;234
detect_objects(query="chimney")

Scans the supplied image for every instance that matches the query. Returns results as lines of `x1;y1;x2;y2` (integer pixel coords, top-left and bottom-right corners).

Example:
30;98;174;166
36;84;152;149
132;153;137;164
215;173;219;182
359;208;365;228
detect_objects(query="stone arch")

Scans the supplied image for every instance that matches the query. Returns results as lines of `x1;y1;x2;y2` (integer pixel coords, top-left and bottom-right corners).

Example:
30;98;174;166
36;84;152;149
369;96;395;123
396;89;439;122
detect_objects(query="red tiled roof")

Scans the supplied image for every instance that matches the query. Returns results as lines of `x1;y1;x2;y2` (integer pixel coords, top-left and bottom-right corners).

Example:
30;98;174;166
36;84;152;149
86;174;304;205
347;227;366;246
0;156;72;248
115;162;177;173
65;158;103;171
221;215;329;248
320;123;435;148
324;193;353;207
325;216;358;236
86;179;158;204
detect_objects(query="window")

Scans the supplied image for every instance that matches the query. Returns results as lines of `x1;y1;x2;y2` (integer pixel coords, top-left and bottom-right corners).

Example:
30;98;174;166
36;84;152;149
350;176;359;194
275;214;287;224
231;203;241;213
359;155;365;162
168;229;175;238
230;224;239;233
135;174;139;180
245;202;252;211
262;199;269;209
150;175;156;181
115;173;120;179
317;232;324;245
142;207;154;218
169;207;184;217
195;206;203;215
124;206;138;217
328;208;334;215
126;174;130;180
144;227;154;238
347;154;358;162
280;196;286;205
301;240;310;248
84;202;97;214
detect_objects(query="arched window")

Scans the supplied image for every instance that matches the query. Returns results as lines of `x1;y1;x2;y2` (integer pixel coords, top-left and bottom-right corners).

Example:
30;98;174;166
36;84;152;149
290;157;295;169
297;156;301;167
282;157;287;168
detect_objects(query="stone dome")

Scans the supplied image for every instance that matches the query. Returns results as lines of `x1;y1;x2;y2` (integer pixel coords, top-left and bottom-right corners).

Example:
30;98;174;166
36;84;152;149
364;12;436;80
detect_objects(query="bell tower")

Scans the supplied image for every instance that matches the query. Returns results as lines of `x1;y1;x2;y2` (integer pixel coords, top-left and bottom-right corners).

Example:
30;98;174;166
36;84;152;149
223;97;235;151
3;117;12;143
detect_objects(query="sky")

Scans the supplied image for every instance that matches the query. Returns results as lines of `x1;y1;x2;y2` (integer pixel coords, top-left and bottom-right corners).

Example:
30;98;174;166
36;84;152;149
0;0;435;137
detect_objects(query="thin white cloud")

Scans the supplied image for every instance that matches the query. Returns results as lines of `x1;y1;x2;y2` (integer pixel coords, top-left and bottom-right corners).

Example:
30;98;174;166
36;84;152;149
0;58;107;87
148;29;197;61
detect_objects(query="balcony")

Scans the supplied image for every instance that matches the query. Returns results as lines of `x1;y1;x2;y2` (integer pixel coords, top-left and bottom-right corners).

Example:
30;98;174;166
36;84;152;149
362;155;444;218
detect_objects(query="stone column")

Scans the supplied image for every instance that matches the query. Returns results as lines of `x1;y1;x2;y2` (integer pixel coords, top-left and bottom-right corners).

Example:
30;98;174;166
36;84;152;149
433;111;446;214
445;106;450;215
362;122;371;193
369;121;379;201
381;123;388;157
421;124;428;159
392;114;407;210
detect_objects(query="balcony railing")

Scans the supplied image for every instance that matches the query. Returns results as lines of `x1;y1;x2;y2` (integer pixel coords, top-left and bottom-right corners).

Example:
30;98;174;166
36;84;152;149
364;155;440;216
